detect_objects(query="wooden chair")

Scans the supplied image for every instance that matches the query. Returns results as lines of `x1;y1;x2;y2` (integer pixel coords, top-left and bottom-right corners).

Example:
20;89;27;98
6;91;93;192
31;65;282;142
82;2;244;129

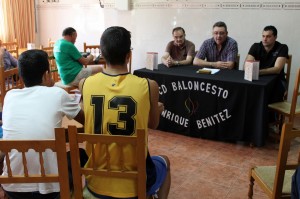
2;39;18;59
284;54;292;100
235;54;240;70
0;63;24;106
83;42;132;73
83;42;101;58
40;45;60;82
268;68;300;133
83;42;106;69
248;123;300;198
64;125;147;199
0;130;71;199
48;38;55;47
40;45;54;57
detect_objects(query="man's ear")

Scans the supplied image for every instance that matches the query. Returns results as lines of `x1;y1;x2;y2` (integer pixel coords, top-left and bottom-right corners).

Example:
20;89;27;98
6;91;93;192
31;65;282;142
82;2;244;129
42;70;54;87
42;71;47;82
126;51;131;64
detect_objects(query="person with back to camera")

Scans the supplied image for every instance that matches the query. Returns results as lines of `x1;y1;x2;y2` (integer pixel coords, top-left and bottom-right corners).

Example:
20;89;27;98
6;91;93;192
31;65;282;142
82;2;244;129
1;49;84;199
193;21;238;69
54;27;102;86
0;39;18;71
244;25;289;102
79;26;171;199
161;27;195;67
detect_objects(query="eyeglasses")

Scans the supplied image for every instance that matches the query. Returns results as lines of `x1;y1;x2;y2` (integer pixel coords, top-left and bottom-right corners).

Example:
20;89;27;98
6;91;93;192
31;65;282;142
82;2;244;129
130;47;133;51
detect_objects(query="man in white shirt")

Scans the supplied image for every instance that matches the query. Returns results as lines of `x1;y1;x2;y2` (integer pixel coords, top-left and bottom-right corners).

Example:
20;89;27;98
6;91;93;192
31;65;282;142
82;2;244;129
1;49;84;199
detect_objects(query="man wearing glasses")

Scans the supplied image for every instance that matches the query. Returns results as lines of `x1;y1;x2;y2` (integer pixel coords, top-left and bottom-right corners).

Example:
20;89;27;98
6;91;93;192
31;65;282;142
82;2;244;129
161;27;195;67
193;21;238;69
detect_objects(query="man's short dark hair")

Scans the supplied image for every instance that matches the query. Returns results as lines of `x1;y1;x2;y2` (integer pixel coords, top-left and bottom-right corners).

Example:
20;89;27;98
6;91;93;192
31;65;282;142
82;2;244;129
263;25;277;37
100;26;131;66
18;50;49;87
172;27;185;35
213;21;227;32
62;27;76;36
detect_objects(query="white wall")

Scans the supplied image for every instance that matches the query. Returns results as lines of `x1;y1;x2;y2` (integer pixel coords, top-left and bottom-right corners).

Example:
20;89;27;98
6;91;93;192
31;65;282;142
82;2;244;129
36;0;300;100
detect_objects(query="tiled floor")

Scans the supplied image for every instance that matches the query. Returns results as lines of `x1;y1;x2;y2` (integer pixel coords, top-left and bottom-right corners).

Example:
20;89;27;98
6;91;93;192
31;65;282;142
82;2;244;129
1;120;300;199
147;119;300;199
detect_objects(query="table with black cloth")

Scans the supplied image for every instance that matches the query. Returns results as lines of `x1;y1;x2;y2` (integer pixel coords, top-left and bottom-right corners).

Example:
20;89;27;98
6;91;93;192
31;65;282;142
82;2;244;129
134;64;278;146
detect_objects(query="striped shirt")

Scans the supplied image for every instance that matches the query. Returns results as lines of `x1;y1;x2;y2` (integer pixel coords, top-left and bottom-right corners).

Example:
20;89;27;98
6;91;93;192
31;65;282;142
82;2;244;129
196;37;238;62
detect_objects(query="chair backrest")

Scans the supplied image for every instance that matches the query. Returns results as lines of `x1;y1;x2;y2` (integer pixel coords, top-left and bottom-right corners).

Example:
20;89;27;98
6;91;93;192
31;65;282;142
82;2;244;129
83;42;100;58
40;45;60;82
83;42;105;68
48;38;55;47
235;54;240;70
40;45;54;57
64;125;147;199
0;130;71;199
0;56;24;105
272;123;300;198
289;68;300;122
284;54;292;100
2;39;19;58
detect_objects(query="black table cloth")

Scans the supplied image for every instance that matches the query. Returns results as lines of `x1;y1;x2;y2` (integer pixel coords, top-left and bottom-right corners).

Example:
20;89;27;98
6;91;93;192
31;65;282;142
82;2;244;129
134;64;277;146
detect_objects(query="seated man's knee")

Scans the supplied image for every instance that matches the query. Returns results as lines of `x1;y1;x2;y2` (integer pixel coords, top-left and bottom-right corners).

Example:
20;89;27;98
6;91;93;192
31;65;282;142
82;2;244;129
160;155;170;170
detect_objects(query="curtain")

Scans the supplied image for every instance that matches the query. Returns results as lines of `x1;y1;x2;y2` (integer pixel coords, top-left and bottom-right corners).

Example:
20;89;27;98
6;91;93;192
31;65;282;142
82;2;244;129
0;0;35;48
0;0;8;42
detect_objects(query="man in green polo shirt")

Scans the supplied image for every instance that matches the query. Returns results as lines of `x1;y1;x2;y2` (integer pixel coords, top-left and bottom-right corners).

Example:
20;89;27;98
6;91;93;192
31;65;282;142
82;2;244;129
54;27;102;86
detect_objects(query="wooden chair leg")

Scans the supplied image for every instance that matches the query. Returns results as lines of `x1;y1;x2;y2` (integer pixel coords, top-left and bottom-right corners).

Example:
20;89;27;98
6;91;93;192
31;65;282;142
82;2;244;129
0;152;4;175
0;185;7;199
278;115;285;134
248;172;254;199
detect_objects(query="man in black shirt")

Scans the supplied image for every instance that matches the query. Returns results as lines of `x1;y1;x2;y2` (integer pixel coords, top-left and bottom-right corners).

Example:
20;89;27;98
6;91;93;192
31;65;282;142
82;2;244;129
244;25;289;102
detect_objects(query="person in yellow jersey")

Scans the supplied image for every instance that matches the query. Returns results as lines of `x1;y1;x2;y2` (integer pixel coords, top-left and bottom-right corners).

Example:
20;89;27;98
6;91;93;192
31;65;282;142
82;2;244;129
79;26;171;199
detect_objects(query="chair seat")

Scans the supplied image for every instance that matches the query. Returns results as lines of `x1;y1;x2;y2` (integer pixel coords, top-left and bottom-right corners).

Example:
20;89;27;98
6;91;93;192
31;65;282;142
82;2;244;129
253;166;295;195
268;101;300;116
248;123;300;198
